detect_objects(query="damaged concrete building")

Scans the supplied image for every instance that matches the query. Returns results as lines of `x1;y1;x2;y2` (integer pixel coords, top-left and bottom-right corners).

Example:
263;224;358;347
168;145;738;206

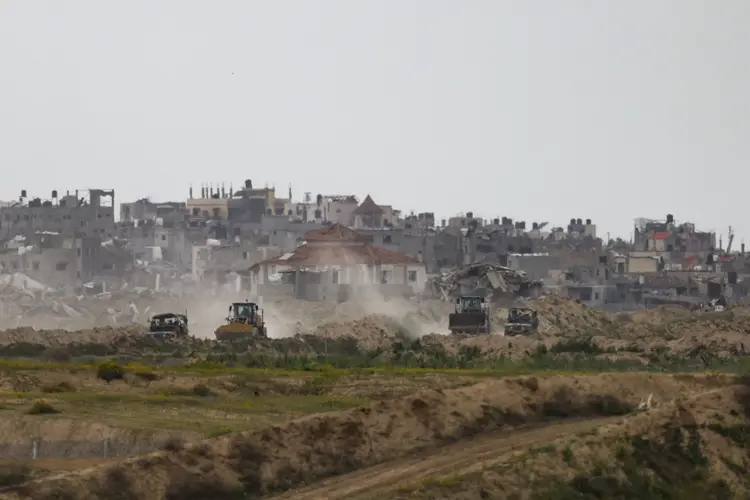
0;234;131;289
0;189;115;240
119;198;187;228
192;243;281;285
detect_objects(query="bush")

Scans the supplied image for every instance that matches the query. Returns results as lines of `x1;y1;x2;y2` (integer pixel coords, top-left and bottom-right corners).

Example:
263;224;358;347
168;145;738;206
0;465;29;487
27;400;61;415
162;437;185;452
163;384;216;398
96;361;125;383
550;337;603;355
191;384;214;397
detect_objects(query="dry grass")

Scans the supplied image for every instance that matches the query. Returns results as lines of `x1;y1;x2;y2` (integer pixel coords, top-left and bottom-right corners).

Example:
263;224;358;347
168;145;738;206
0;367;378;438
2;372;739;500
382;382;750;500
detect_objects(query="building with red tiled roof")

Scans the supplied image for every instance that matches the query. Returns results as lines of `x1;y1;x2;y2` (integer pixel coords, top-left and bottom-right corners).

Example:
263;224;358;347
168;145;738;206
248;223;426;300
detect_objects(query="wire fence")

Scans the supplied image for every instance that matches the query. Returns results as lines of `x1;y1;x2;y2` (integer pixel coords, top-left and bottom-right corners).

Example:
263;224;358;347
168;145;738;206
0;438;170;460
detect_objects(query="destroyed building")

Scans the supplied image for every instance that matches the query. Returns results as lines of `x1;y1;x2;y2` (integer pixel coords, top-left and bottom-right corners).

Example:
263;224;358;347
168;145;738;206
0;189;115;240
119;198;187;227
0;234;131;288
506;253;561;282
428;262;544;302
321;195;359;226
192;242;281;284
634;214;715;253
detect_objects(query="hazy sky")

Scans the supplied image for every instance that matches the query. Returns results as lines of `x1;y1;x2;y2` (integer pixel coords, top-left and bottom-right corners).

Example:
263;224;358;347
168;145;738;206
1;1;748;244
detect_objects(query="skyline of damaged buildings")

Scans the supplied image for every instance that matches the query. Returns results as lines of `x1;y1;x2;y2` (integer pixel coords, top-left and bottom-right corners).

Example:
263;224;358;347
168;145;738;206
0;181;746;309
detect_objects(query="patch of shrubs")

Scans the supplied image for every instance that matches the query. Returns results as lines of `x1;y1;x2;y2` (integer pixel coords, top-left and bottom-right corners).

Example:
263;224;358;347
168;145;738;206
27;400;61;415
96;361;125;383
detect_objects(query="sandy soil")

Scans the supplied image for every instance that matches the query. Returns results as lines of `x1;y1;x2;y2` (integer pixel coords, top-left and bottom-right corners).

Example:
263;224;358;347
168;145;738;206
271;417;623;500
0;372;735;500
383;381;750;499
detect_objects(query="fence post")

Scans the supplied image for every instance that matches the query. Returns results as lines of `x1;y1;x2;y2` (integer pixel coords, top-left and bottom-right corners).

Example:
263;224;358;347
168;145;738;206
31;439;39;460
103;438;109;458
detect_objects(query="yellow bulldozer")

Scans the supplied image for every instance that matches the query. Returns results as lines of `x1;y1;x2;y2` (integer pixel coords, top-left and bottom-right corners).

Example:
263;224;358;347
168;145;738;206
214;301;268;341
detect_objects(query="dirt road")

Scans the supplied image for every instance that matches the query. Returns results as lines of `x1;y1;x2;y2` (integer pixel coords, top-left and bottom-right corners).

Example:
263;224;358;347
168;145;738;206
271;416;622;500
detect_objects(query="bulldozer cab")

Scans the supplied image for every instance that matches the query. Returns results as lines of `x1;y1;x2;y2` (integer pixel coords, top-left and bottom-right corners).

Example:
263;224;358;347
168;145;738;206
228;302;259;324
216;301;267;341
455;296;485;313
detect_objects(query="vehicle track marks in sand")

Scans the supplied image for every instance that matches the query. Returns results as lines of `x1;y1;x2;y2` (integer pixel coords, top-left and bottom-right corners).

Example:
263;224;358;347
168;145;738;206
271;416;622;500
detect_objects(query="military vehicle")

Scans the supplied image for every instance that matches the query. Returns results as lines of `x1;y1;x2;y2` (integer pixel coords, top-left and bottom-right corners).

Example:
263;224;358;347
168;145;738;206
504;307;539;336
448;295;491;334
148;313;189;340
214;301;268;341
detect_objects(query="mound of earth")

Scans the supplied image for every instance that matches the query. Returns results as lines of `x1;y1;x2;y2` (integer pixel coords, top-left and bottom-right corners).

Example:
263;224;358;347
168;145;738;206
1;373;733;500
525;293;612;333
579;308;750;362
0;326;143;348
391;379;750;499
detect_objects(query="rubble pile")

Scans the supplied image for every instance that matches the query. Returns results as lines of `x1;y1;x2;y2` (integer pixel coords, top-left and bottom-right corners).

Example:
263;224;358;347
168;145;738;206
0;272;188;331
428;263;544;301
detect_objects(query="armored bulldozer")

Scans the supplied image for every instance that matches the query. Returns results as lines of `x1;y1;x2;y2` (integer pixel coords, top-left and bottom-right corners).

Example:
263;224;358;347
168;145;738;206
214;301;268;341
504;307;539;336
449;296;491;334
148;313;189;340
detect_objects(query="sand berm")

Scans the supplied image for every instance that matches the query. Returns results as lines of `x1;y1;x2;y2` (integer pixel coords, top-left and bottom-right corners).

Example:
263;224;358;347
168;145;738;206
0;372;737;500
